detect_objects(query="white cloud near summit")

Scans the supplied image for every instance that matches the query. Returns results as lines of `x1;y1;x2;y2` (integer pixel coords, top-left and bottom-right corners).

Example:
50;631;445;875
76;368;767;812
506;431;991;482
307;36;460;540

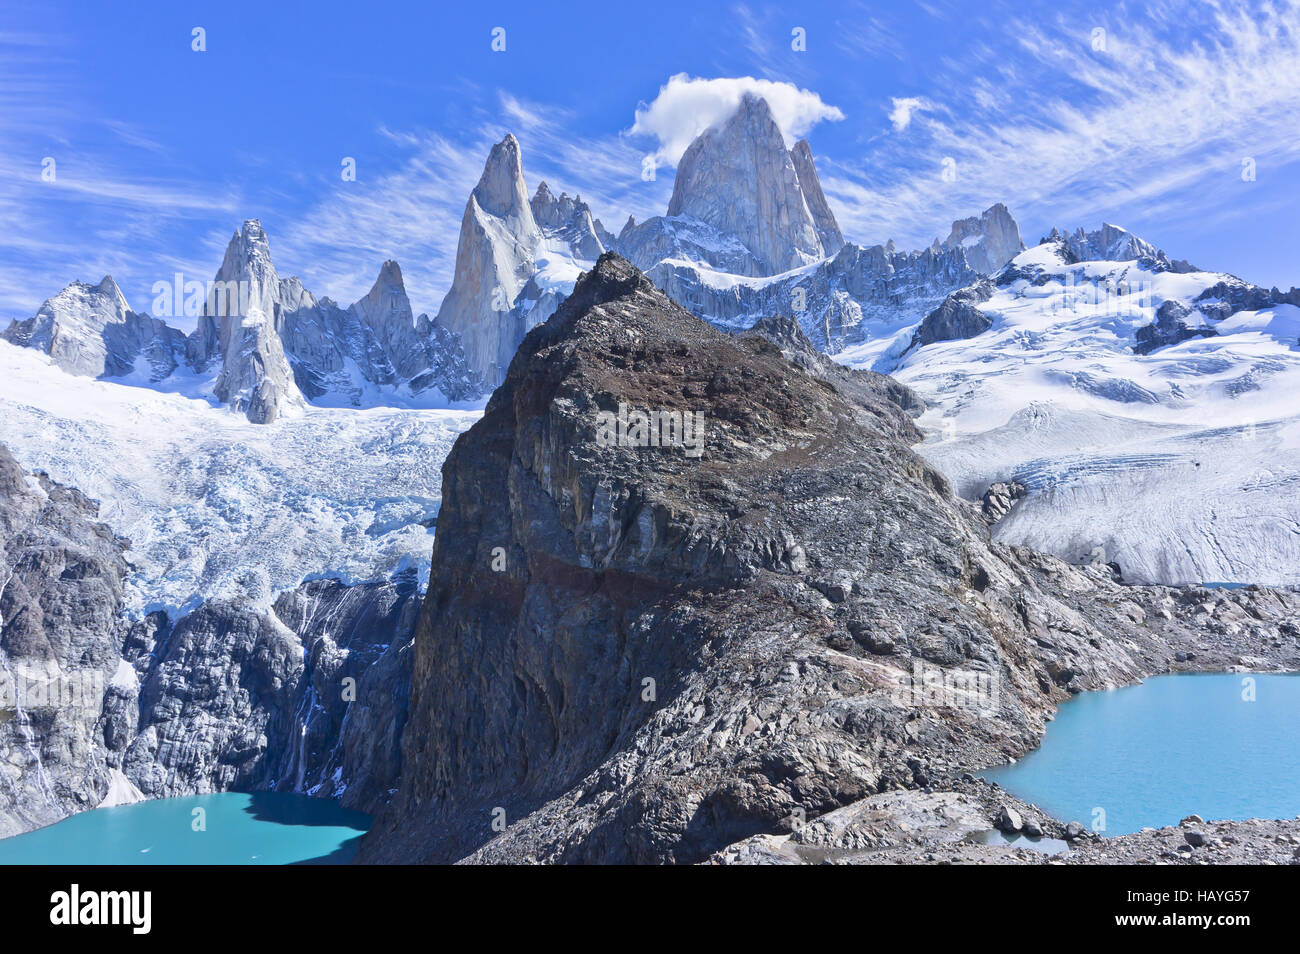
631;74;844;164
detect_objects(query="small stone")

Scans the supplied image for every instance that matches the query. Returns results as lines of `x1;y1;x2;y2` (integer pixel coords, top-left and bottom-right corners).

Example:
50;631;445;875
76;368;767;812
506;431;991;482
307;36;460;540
1024;820;1044;838
1180;814;1204;826
1184;830;1207;847
1065;821;1086;839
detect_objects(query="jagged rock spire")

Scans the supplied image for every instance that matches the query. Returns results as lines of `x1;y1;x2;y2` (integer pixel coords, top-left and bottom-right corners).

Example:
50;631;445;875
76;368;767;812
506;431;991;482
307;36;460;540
202;219;304;423
942;203;1024;274
666;92;840;275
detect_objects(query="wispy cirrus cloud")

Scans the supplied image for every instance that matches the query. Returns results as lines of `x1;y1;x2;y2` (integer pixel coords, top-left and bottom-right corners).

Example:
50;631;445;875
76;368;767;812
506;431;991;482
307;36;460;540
823;1;1300;254
277;89;667;314
274;129;491;316
0;31;236;319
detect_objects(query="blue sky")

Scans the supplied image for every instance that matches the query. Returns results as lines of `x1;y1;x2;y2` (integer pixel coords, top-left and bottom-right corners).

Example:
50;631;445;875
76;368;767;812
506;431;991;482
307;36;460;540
3;0;1298;326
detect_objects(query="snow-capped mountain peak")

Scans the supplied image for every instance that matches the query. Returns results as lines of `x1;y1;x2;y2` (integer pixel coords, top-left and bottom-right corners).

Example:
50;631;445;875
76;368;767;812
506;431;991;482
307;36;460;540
5;219;487;422
1038;222;1196;273
790;138;844;257
2;272;185;382
434;135;610;387
662;91;837;276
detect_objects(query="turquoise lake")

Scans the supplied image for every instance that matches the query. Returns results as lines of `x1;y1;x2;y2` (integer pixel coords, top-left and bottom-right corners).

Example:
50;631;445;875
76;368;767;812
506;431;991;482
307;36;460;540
0;792;370;865
984;672;1300;835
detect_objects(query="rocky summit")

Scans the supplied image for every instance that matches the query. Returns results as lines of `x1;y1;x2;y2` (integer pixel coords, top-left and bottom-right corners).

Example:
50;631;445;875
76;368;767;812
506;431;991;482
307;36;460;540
359;254;1300;864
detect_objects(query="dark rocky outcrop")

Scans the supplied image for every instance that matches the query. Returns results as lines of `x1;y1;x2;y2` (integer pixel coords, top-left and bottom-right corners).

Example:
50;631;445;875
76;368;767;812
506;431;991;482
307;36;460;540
1194;279;1300;321
1134;279;1300;355
909;280;996;351
359;254;1299;865
741;314;924;442
981;481;1027;523
1134;300;1218;355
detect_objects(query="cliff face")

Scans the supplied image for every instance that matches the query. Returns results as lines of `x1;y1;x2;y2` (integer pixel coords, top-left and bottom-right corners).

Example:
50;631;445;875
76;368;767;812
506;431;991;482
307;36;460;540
433;135;544;389
198;220;305;424
0;445;130;836
360;254;1242;865
115;574;420;809
0;438;421;835
432;138;614;389
942;203;1024;275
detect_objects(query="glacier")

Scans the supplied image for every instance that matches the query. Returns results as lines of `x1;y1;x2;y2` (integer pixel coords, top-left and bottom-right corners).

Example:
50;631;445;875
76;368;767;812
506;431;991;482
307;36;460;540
0;340;480;617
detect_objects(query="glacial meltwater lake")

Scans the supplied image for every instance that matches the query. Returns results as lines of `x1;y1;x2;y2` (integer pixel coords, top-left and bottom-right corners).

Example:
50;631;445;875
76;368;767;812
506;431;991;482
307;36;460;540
984;673;1300;835
0;792;370;865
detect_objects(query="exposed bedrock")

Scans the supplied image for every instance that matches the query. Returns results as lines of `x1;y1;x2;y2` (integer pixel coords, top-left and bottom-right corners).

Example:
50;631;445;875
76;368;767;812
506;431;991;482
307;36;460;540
359;254;1300;864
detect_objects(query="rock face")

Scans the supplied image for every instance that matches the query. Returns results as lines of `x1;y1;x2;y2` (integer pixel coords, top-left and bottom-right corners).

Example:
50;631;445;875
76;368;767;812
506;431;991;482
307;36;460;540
981;480;1027;523
643;233;993;354
432;135;540;389
530;182;615;260
621;175;1022;356
943;204;1024;275
1045;223;1195;273
114;573;420;812
0;444;130;837
339;260;425;382
909;280;996;350
1133;299;1217;355
277;259;486;405
434;137;613;387
660;93;841;275
742;314;925;439
358;254;1290;865
0;439;422;835
195;220;305;423
609;97;1021;356
790;140;845;258
1;276;186;382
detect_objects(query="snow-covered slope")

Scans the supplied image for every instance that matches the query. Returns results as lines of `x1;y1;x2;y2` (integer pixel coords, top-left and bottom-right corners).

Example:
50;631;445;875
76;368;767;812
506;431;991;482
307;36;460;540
861;227;1300;586
0;341;480;616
